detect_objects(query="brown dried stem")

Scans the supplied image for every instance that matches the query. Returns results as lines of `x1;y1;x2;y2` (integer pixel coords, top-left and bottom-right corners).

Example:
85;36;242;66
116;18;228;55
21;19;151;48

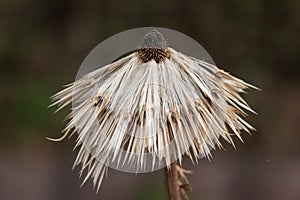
165;162;181;200
165;162;193;200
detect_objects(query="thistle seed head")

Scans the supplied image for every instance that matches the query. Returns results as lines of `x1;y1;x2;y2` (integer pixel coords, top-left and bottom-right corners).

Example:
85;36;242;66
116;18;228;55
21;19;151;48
50;31;258;192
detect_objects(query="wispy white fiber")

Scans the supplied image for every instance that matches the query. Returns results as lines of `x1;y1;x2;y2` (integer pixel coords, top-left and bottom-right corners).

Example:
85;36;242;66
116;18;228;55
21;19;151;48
51;44;257;192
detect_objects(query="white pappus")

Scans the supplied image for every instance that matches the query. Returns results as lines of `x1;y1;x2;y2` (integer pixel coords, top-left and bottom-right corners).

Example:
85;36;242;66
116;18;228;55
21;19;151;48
50;29;258;192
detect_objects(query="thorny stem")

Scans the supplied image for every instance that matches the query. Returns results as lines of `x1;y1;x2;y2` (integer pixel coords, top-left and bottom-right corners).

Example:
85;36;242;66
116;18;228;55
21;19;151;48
165;162;193;200
165;163;180;200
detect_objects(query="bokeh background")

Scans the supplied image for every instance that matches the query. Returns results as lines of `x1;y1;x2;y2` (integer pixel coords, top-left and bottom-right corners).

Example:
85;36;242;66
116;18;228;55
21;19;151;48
1;0;299;200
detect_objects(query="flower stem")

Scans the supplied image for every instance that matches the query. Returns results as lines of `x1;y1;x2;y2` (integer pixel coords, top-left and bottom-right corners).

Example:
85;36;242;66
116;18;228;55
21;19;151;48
165;162;180;200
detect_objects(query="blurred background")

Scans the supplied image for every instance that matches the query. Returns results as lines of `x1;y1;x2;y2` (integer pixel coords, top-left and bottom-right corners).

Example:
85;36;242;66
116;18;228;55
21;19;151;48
0;0;299;199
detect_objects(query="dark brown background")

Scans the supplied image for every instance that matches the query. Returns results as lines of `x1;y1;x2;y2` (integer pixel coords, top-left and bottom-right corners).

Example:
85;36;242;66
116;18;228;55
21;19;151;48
0;0;299;199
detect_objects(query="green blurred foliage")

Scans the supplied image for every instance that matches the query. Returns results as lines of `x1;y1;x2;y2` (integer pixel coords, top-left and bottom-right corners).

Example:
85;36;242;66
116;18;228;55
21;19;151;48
135;182;166;200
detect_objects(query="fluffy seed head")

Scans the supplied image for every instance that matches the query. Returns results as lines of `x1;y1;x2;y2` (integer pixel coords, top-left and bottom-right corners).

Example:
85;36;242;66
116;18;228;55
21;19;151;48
50;30;258;192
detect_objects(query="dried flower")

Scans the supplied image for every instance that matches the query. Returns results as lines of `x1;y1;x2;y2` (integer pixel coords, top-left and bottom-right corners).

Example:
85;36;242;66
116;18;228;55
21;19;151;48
50;29;257;192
